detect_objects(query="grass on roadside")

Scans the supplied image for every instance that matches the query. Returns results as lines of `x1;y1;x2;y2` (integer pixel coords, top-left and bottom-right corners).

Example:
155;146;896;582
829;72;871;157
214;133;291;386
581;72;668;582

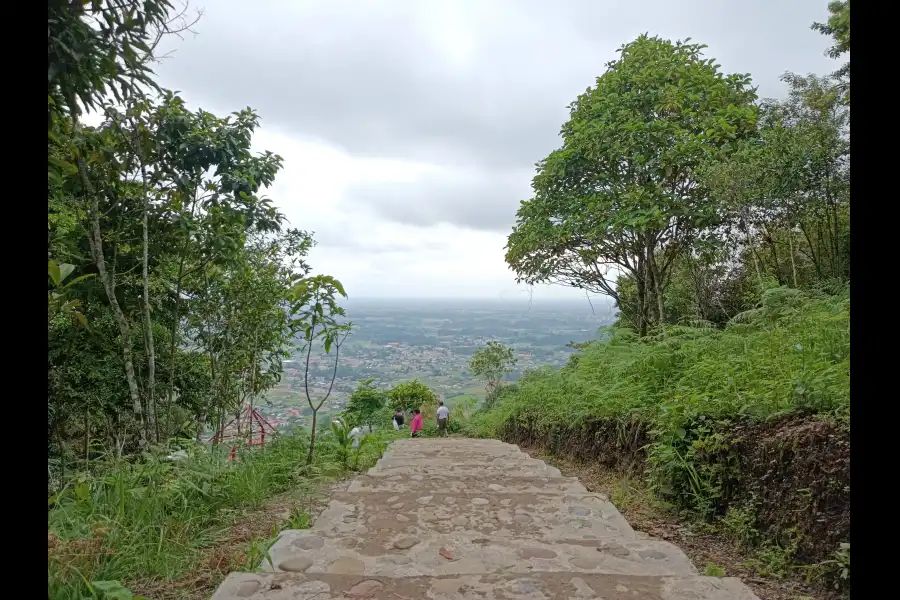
48;427;401;600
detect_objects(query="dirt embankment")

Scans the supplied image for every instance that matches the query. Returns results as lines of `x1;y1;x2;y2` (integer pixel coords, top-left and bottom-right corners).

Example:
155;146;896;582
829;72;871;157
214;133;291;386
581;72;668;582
715;416;850;564
500;413;850;570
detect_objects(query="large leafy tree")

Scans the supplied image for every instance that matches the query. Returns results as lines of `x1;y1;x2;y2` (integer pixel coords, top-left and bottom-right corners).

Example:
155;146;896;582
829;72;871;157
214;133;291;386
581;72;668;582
49;90;290;448
506;35;757;335
613;74;850;330
343;379;388;432
468;341;517;404
387;379;439;415
47;0;345;469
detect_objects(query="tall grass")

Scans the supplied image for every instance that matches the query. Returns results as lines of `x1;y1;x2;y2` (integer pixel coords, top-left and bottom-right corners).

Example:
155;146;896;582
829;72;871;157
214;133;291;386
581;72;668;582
48;428;398;600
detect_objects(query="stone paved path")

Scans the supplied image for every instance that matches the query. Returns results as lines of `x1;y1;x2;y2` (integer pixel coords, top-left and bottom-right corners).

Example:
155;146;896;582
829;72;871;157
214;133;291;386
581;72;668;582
212;438;759;599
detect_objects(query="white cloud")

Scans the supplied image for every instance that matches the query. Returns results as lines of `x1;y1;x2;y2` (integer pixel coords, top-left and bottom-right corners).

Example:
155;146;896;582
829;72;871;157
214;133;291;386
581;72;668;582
107;0;840;299
250;126;585;299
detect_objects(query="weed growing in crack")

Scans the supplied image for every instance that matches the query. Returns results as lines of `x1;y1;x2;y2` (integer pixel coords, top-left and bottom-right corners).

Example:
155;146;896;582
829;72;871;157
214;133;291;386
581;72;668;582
704;563;727;577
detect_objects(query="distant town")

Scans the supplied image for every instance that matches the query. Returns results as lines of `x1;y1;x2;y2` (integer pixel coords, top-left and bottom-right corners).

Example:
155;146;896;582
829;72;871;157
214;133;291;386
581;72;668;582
252;299;613;430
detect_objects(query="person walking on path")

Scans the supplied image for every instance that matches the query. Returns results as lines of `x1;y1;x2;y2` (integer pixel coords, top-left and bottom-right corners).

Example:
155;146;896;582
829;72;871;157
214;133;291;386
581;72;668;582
436;401;450;437
392;408;405;431
409;409;423;438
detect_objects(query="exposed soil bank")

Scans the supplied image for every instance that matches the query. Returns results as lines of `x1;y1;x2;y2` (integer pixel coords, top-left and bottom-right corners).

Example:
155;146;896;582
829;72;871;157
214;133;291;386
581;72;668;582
501;413;849;587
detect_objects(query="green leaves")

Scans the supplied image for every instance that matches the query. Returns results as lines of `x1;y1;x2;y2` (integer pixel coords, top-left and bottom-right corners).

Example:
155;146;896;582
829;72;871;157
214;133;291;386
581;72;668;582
89;580;149;600
48;259;95;327
343;379;388;430
507;34;758;334
48;259;67;287
387;379;439;414
469;342;517;389
810;1;849;102
289;275;350;348
48;0;175;126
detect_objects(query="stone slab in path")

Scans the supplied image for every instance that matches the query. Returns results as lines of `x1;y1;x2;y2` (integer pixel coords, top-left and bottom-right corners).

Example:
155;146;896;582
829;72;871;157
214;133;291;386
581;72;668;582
347;473;591;495
213;572;759;599
211;438;760;599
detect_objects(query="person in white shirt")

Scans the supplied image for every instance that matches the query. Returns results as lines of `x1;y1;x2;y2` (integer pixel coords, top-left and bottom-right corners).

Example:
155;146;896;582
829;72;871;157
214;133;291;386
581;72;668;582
436;401;450;437
349;425;362;449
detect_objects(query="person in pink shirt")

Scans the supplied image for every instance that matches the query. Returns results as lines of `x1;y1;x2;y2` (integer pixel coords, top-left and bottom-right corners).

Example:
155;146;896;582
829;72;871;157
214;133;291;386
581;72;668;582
409;409;423;438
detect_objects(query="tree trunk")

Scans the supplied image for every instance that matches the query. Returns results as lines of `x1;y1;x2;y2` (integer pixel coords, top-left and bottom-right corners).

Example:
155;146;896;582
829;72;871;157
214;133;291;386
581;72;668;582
651;261;666;336
636;254;648;337
644;240;658;331
202;269;220;444
831;204;842;279
76;144;147;449
815;216;836;280
824;163;842;280
166;253;186;440
248;348;257;447
166;190;199;439
636;292;647;336
762;226;783;285
306;410;318;465
749;243;764;286
787;228;799;288
799;222;824;279
55;422;67;483
137;131;158;444
741;222;764;287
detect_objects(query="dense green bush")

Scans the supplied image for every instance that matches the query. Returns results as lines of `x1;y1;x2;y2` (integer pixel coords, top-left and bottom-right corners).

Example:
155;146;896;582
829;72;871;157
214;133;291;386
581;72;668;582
418;416;464;437
466;288;850;513
387;379;439;414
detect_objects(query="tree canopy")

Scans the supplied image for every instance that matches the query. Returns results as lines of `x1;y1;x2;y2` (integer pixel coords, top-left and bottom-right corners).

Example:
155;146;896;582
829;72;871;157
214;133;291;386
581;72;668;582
387;379;439;414
506;35;758;335
468;341;517;400
342;379;388;432
48;1;349;470
812;0;850;94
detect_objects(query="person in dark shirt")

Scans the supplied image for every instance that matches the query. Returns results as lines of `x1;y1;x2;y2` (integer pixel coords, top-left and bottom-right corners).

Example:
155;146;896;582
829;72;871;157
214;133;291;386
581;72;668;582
392;408;405;430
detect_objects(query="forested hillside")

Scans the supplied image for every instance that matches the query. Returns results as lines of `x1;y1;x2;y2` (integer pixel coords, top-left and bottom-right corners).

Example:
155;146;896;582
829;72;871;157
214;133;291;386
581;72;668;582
48;0;348;482
49;3;374;598
471;1;850;594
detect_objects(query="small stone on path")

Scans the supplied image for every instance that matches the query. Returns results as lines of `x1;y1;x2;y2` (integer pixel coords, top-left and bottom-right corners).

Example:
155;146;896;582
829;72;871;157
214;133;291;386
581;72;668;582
346;580;383;597
393;536;420;550
570;556;601;570
518;547;558;559
327;556;365;574
277;556;313;572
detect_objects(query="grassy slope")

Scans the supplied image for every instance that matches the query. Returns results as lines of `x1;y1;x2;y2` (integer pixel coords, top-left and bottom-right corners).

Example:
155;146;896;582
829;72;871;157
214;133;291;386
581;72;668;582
469;288;849;438
48;429;400;600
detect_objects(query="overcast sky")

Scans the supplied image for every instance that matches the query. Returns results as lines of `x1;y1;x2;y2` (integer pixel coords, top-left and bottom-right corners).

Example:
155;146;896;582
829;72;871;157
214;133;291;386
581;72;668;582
151;0;838;300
